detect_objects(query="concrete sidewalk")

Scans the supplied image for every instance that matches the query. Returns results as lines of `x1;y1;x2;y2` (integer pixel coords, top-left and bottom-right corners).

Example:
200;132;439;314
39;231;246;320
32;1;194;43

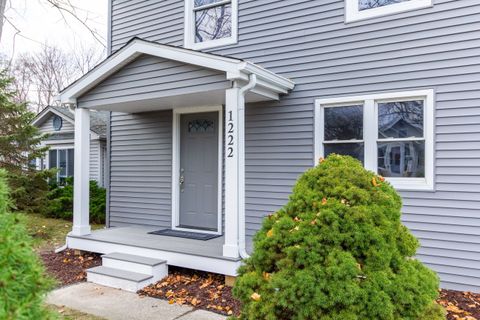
47;282;227;320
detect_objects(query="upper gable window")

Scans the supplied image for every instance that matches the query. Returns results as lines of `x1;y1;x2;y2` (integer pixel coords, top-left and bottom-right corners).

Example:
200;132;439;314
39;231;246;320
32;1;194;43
345;0;433;23
185;0;238;50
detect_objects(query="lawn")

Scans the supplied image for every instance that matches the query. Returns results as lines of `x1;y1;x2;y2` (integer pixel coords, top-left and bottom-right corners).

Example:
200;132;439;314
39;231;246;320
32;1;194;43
18;213;105;319
47;305;105;320
20;213;103;251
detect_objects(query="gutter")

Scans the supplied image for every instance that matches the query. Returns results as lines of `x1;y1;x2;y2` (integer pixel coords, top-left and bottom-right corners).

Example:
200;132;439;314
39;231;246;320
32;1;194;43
237;74;257;259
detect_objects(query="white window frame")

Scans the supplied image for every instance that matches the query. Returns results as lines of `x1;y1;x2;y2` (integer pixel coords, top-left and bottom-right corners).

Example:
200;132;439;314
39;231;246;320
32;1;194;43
47;147;75;182
184;0;238;50
315;89;435;191
345;0;433;23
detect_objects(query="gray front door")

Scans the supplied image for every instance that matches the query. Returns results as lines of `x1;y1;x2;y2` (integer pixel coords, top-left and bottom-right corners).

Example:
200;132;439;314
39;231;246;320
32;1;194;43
178;112;219;231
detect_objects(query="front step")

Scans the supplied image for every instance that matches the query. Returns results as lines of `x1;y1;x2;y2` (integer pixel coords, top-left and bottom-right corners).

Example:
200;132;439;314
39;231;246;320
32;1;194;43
86;253;168;292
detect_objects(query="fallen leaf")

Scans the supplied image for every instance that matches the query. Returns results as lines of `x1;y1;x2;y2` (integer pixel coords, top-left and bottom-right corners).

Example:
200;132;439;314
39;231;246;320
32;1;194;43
251;292;261;301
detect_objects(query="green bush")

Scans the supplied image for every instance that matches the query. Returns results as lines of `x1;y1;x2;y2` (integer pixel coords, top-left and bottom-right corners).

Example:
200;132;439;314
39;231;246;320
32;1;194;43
233;155;444;320
46;177;106;224
0;169;55;319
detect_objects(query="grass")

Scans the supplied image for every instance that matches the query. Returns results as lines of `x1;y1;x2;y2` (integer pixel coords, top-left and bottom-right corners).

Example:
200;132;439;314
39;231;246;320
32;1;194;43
47;305;106;320
19;213;104;251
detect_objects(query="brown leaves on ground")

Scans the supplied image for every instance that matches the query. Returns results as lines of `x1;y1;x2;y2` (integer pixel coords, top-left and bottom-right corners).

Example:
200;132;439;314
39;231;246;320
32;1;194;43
139;267;241;316
438;289;480;320
40;249;102;286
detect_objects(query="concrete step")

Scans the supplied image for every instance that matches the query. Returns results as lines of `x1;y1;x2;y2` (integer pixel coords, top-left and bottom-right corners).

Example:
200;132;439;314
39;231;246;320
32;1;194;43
86;266;153;292
102;252;168;279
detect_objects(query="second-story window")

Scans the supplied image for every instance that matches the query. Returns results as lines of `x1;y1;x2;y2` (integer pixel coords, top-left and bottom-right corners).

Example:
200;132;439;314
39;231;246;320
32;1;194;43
345;0;433;23
185;0;238;50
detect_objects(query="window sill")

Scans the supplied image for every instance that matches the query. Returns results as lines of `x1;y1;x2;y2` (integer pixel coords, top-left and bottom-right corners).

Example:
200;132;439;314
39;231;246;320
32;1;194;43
345;0;433;23
386;177;434;192
185;37;237;51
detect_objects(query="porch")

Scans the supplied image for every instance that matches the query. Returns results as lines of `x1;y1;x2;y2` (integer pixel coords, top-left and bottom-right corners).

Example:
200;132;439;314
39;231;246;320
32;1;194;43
57;38;294;275
67;227;241;276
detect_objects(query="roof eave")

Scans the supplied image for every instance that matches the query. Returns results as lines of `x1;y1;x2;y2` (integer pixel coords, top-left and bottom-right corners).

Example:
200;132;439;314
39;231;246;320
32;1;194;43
58;38;295;105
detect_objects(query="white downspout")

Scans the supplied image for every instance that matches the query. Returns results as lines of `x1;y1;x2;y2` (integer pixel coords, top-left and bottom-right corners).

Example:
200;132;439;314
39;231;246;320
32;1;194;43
238;74;257;259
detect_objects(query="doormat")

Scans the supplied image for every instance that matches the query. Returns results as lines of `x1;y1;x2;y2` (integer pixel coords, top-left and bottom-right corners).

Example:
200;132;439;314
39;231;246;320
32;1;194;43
148;229;221;241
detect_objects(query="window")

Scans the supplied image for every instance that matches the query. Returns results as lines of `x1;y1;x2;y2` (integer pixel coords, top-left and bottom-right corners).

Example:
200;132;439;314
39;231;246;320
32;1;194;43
315;90;434;190
345;0;433;23
185;0;238;50
48;149;74;183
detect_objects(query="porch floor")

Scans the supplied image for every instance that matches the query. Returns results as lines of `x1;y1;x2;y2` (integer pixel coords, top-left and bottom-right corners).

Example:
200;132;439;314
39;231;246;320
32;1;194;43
67;227;242;276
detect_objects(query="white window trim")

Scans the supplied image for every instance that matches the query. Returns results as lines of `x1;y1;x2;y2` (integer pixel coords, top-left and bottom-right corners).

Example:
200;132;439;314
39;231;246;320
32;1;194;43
171;105;223;235
345;0;433;23
47;147;75;182
184;0;238;50
315;89;435;191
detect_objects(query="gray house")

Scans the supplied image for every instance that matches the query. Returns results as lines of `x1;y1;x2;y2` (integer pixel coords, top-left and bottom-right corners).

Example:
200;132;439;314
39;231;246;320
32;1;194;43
57;0;480;292
32;106;108;186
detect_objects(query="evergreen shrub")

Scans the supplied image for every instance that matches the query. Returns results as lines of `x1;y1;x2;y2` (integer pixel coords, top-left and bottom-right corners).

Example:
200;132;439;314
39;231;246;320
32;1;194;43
46;177;106;224
233;154;444;320
0;169;55;319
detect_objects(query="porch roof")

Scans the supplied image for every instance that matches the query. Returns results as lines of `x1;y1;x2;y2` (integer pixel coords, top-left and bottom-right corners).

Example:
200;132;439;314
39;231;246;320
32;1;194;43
57;38;295;110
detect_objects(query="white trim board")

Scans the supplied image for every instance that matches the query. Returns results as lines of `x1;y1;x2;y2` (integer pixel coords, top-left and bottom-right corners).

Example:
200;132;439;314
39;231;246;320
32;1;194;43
345;0;433;23
57;38;294;105
184;0;238;50
314;89;435;191
171;106;223;235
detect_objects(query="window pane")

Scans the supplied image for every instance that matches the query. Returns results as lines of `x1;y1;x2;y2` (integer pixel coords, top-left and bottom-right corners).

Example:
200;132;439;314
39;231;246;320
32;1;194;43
49;150;57;169
67;149;74;177
359;0;410;11
324;143;364;164
377;141;425;178
194;0;224;8
195;4;232;43
378;100;423;139
324;105;363;141
58;150;67;177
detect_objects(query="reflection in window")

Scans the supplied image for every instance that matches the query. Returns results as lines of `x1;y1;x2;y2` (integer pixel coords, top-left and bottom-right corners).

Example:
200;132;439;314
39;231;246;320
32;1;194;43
325;143;365;164
378;141;425;177
323;105;364;163
195;1;232;43
359;0;410;10
324;105;363;140
378;100;423;138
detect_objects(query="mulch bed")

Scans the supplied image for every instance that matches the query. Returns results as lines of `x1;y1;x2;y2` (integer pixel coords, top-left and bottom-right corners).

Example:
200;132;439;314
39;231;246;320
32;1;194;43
139;267;241;316
40;249;102;286
438;289;480;320
39;250;480;319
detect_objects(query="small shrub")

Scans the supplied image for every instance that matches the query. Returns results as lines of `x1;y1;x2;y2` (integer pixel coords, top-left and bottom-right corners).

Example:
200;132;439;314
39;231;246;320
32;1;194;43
46;178;106;224
0;169;55;319
233;155;443;320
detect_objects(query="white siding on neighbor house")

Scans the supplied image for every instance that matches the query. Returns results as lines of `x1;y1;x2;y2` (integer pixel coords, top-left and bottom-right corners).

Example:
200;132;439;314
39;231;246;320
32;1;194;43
108;0;480;291
37;113;75;134
37;112;105;185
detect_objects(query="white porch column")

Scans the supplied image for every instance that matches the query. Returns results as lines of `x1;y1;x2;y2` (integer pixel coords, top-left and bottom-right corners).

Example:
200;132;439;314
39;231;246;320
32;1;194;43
223;85;241;258
71;106;91;236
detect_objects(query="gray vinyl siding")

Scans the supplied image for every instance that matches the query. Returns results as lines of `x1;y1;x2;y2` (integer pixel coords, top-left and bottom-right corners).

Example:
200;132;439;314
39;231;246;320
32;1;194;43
108;0;480;291
77;54;229;109
37;114;75;134
108;111;173;228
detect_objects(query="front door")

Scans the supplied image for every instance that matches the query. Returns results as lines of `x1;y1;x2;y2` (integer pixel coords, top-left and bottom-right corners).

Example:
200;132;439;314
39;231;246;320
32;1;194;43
178;112;219;231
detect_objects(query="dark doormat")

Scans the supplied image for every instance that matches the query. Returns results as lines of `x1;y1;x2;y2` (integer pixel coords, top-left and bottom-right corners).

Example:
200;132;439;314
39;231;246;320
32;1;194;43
148;229;221;241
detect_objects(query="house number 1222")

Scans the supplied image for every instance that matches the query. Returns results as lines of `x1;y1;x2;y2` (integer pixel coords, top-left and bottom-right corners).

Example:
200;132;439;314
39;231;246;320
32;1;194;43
227;111;234;158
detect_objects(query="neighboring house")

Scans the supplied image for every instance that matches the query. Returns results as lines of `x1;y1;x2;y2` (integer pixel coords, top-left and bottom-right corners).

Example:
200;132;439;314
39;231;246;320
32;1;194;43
56;0;480;292
32;106;108;186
